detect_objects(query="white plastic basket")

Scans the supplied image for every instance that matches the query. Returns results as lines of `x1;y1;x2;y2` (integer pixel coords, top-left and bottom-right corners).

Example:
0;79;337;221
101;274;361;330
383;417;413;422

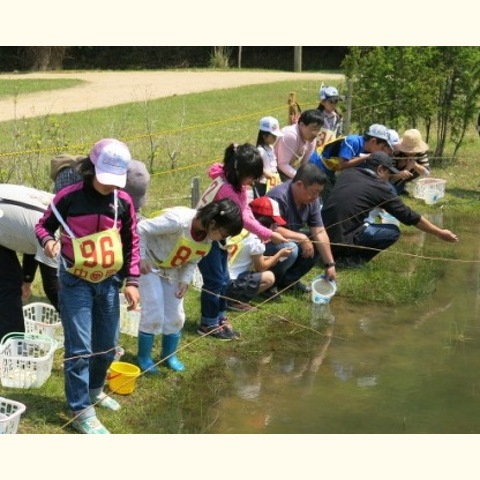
413;178;446;200
0;397;27;434
119;293;140;337
23;302;63;349
0;332;55;389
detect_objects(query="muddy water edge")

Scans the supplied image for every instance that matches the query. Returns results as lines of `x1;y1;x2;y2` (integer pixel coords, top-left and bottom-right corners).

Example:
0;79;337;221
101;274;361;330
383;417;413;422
206;213;480;434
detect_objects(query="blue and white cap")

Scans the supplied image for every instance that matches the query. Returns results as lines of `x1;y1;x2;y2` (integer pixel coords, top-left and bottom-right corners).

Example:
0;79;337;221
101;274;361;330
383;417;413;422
319;85;343;101
388;129;400;151
259;116;284;137
366;124;394;151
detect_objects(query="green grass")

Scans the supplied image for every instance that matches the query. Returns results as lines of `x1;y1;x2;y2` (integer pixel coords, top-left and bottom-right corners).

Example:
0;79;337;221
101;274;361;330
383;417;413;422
1;72;479;434
0;78;84;98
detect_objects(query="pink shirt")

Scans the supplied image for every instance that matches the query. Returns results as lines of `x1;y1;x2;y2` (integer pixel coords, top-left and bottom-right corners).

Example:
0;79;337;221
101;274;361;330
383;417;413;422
207;163;272;242
275;124;316;178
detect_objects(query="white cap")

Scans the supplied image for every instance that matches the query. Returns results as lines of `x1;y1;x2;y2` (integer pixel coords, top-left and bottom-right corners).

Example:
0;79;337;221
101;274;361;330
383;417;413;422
259;116;283;137
387;129;400;151
365;124;394;151
90;138;131;188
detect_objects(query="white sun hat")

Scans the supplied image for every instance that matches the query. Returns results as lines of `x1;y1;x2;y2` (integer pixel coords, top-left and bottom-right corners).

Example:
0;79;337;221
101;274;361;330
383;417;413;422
259;116;284;137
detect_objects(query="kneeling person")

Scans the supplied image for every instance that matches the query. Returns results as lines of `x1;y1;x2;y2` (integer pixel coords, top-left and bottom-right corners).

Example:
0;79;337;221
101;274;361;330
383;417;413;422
322;151;458;267
225;197;293;310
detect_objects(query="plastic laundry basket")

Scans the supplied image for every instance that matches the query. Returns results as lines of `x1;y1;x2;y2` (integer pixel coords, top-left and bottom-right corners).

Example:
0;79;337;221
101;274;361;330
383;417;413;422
0;332;55;389
23;302;63;349
0;397;27;434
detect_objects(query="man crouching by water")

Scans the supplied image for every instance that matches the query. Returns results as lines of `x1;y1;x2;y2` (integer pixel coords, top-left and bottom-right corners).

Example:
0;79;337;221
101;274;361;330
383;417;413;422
321;152;458;268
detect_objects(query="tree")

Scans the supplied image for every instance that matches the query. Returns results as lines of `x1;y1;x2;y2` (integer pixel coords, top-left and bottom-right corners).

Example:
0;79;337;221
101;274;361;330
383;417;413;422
342;46;480;159
209;47;232;68
21;47;69;71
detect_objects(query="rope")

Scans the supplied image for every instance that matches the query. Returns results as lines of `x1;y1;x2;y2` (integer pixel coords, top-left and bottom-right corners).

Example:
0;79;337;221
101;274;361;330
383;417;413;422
58;270;337;431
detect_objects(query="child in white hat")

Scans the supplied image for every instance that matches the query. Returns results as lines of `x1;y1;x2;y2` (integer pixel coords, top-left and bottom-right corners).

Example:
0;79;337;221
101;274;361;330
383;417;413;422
308;85;345;195
254;116;284;197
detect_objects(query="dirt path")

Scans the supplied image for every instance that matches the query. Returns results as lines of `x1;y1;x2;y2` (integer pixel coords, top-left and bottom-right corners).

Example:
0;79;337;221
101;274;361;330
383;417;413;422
0;70;344;122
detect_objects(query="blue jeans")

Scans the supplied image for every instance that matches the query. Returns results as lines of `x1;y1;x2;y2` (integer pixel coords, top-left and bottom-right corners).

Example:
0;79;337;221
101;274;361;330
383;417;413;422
58;265;121;418
198;241;228;327
264;241;317;287
348;223;400;264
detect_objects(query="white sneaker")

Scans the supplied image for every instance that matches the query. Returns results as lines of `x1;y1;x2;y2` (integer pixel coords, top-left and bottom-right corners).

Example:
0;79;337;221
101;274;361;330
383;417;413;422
91;391;121;411
71;416;110;434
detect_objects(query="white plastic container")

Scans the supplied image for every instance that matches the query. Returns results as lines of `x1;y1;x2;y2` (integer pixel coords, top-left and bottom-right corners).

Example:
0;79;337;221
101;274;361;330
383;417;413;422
119;293;140;337
23;302;63;349
379;210;400;226
311;275;337;304
0;333;55;389
423;187;440;205
413;178;446;201
0;397;27;434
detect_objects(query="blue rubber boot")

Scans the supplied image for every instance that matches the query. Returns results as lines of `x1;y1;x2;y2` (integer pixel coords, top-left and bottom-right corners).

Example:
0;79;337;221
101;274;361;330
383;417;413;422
161;333;185;371
137;331;159;374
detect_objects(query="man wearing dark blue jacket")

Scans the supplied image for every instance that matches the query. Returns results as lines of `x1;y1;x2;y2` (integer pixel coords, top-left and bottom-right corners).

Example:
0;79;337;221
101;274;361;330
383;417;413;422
322;152;458;267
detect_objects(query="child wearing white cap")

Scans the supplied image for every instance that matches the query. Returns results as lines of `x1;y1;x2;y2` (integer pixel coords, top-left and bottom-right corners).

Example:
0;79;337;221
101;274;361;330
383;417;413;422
254;116;284;197
36;138;140;434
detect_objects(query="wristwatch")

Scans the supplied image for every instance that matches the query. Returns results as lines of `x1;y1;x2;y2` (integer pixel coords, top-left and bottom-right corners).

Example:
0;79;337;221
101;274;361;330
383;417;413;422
324;262;336;268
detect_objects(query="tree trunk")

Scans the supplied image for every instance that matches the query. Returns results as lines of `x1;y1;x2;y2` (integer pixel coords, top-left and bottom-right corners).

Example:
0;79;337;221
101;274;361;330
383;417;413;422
435;74;454;158
22;47;68;71
293;47;302;72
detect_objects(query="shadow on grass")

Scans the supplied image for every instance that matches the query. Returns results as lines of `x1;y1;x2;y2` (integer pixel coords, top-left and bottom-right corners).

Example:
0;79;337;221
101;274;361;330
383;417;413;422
3;390;68;434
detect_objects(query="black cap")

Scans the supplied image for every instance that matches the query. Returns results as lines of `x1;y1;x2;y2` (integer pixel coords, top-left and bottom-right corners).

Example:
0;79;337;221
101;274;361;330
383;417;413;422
366;152;400;174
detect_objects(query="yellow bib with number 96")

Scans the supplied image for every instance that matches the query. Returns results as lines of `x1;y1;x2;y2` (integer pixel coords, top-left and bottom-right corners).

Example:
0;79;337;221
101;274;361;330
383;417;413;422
68;228;124;283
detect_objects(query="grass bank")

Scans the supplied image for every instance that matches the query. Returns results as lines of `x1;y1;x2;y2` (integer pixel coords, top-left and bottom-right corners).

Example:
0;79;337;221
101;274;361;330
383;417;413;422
0;77;84;98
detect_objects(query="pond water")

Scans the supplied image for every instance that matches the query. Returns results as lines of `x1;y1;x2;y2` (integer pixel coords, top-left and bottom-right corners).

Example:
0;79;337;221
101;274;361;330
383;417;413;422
209;214;480;434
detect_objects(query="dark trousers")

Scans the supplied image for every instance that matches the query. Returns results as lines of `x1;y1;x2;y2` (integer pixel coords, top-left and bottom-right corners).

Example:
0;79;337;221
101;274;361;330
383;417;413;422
198;241;228;326
334;223;401;266
0;245;59;341
264;241;318;287
0;246;25;340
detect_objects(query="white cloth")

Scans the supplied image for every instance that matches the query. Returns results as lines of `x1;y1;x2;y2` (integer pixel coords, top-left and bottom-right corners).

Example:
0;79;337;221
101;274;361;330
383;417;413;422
227;232;265;279
138;271;185;335
0;183;57;267
137;206;210;285
257;145;279;184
